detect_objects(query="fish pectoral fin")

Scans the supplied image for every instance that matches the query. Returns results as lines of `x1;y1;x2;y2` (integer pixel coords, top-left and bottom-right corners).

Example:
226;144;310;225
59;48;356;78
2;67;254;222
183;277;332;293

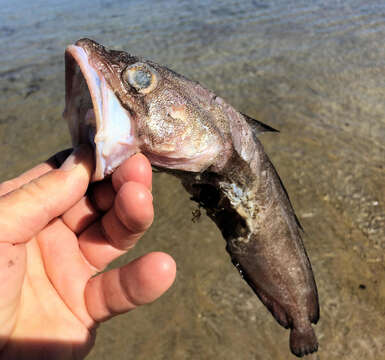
242;113;279;134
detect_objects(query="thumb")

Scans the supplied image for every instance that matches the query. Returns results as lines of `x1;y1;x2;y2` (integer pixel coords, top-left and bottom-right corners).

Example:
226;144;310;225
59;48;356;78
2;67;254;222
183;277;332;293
0;145;94;244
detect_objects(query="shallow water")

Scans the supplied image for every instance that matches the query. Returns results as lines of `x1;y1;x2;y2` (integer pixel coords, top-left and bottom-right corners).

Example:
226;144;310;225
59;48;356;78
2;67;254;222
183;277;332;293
1;0;384;359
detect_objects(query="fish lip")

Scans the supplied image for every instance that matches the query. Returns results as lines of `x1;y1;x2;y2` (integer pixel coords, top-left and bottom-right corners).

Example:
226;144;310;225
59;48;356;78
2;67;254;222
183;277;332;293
64;44;139;181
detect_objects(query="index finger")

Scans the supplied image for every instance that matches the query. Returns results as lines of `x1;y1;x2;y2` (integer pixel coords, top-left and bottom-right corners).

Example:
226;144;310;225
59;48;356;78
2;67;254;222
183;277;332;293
0;149;73;196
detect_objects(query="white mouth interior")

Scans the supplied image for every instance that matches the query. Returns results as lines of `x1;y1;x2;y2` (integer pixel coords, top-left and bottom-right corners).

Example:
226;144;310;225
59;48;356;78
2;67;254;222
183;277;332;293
64;45;138;181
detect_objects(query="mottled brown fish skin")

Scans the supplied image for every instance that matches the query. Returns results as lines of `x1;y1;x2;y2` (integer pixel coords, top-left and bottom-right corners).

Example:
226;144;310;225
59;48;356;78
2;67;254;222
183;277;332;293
68;39;320;357
179;138;320;357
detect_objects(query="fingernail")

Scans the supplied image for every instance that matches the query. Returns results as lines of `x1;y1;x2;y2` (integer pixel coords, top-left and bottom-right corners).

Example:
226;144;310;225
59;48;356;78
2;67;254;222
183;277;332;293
60;144;91;171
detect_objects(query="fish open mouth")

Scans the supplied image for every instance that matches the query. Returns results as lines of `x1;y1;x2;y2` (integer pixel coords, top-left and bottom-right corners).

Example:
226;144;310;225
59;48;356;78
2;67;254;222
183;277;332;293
64;44;139;181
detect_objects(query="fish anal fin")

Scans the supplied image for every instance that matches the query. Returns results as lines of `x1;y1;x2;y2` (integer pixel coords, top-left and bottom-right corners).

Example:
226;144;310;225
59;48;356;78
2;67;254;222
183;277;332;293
259;288;290;328
232;257;291;329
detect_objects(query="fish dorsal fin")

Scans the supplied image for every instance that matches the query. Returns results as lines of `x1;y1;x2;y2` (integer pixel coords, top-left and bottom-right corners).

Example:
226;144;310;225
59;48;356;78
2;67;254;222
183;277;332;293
242;113;279;134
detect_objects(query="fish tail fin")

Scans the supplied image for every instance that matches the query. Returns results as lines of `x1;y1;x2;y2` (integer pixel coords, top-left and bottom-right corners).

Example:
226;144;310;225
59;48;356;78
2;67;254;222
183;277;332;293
290;326;318;357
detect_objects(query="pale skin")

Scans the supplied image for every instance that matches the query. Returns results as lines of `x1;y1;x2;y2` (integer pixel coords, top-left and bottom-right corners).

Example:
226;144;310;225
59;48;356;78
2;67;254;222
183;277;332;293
0;145;176;360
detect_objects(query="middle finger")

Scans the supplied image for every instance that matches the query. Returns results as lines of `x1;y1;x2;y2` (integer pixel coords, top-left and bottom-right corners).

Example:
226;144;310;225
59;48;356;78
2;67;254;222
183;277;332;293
78;182;153;270
61;153;153;234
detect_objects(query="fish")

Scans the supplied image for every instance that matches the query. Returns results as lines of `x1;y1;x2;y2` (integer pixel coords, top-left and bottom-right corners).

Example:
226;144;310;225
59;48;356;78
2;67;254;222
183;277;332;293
64;38;319;357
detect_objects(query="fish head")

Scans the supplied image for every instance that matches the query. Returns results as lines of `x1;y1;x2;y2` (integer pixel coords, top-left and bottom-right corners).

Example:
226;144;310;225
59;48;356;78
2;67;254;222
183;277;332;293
64;38;230;181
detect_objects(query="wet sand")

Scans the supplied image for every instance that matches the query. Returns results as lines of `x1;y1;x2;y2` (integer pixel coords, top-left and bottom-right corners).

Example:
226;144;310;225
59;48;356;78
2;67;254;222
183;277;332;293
1;0;384;359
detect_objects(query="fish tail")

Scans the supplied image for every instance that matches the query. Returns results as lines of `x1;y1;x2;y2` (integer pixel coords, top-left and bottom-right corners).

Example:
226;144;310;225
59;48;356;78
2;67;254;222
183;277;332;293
290;326;318;357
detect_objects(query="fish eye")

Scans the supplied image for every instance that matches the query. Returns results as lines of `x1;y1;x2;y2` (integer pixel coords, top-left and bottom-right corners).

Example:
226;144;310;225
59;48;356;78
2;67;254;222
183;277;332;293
123;63;158;94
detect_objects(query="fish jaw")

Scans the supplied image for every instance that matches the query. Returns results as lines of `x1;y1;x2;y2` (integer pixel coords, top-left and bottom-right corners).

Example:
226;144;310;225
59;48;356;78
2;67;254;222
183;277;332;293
64;39;228;178
64;44;140;181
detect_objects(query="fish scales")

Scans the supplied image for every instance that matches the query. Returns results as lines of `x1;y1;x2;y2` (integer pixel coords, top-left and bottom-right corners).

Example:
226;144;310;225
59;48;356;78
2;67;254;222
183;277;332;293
64;39;319;357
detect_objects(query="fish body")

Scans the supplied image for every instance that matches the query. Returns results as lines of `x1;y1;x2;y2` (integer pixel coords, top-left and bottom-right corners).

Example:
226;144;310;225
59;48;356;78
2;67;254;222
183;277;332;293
64;39;319;357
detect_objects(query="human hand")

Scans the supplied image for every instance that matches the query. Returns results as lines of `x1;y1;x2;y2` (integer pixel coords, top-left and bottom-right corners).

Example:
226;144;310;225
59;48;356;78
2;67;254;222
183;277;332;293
0;145;176;360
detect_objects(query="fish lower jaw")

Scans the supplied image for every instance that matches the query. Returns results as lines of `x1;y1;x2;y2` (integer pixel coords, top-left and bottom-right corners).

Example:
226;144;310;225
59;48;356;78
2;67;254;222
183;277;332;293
93;119;139;180
65;44;140;181
77;96;139;181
